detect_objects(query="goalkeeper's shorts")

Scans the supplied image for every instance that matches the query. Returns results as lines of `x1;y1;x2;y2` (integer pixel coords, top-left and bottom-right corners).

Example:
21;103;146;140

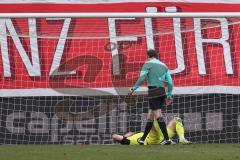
148;86;166;110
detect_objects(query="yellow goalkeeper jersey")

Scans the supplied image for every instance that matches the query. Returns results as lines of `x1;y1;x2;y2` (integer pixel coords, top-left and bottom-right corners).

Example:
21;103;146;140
126;132;144;145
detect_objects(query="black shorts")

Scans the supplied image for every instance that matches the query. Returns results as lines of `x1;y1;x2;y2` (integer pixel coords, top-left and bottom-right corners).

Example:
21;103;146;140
148;86;166;110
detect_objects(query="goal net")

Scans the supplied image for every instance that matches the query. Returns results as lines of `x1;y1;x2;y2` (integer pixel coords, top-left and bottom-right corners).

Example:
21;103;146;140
0;13;240;144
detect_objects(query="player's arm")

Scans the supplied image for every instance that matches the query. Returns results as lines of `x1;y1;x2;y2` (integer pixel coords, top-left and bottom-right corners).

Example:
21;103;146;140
129;63;149;95
112;134;124;142
112;132;135;142
164;70;173;105
123;132;135;137
112;132;134;145
165;70;173;98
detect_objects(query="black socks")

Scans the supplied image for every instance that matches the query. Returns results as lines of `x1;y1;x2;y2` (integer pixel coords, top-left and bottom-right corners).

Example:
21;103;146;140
157;117;169;140
141;119;154;141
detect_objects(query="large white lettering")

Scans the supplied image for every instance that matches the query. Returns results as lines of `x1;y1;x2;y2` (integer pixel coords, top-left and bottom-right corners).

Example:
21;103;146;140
194;18;233;75
0;18;40;77
108;18;138;75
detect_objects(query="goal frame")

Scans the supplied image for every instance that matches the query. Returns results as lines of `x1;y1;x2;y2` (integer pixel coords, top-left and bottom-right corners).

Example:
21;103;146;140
0;12;239;145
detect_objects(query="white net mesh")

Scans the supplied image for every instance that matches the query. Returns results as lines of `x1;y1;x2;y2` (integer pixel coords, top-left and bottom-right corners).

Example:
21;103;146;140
0;16;239;144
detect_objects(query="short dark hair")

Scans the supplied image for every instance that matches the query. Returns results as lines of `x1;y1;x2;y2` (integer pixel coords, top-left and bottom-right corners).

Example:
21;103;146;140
147;49;158;58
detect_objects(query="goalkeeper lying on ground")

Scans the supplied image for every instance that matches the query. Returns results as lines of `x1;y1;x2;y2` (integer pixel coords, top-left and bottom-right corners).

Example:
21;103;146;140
112;117;191;145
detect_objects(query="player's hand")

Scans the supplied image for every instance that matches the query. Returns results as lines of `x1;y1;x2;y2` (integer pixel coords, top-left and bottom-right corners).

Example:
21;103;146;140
128;88;134;96
165;97;172;105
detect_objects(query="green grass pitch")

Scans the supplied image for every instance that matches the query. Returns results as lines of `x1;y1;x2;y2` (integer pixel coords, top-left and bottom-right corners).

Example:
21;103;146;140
0;144;240;160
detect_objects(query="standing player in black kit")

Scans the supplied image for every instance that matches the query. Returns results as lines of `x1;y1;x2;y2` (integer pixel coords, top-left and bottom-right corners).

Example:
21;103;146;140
129;49;174;145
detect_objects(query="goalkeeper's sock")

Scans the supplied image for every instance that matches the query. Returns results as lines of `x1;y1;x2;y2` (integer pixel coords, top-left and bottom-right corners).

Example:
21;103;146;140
175;118;185;140
140;119;154;141
157;117;169;140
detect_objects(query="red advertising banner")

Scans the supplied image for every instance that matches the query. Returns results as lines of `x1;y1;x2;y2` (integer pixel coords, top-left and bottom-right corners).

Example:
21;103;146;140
0;1;240;96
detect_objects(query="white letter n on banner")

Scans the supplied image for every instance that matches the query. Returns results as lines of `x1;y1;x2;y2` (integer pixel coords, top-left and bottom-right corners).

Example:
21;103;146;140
0;18;40;77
